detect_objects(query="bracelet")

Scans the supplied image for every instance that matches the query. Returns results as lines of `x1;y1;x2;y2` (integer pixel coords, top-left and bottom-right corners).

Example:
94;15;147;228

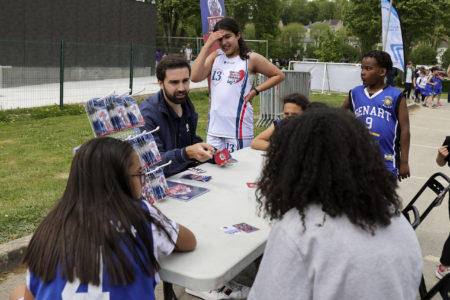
252;87;260;95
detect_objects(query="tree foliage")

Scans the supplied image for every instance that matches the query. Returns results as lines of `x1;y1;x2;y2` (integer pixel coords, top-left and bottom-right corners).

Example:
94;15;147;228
280;0;338;25
343;0;449;58
225;0;254;31
409;45;437;65
280;0;308;25
343;0;381;55
279;23;307;58
394;0;440;57
252;0;281;39
314;30;343;62
155;0;201;38
310;22;331;45
442;48;450;70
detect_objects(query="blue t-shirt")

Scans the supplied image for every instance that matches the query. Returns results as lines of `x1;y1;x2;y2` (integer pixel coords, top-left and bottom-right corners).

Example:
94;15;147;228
425;76;434;93
27;201;178;300
350;85;403;175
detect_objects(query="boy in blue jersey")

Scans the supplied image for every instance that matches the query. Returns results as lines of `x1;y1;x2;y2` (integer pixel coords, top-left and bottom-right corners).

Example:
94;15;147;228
342;50;410;181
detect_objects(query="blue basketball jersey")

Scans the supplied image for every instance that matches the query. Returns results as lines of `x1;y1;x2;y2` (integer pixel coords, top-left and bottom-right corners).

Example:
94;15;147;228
350;85;403;175
27;202;159;300
425;76;434;94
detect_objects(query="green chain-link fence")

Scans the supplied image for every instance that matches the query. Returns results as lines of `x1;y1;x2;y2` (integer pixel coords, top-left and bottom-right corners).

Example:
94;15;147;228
0;37;268;110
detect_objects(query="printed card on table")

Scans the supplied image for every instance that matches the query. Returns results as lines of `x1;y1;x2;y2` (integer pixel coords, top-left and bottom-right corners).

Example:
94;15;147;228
166;181;209;201
220;222;259;235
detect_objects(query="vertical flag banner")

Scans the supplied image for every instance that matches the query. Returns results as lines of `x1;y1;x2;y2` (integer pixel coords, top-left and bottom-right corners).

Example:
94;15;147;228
200;0;225;44
381;0;404;71
200;0;225;90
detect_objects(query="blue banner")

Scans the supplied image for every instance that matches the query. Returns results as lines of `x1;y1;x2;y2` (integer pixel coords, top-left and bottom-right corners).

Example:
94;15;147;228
200;0;225;36
381;0;404;71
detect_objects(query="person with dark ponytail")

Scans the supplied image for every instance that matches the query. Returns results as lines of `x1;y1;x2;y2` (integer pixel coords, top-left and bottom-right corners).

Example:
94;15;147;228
191;17;285;153
248;107;422;300
10;137;196;300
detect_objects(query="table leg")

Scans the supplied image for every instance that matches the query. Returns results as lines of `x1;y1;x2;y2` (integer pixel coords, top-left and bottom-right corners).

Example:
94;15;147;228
163;281;177;300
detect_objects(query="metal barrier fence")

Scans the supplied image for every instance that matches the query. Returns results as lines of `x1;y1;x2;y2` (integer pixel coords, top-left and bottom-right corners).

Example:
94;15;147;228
256;70;311;127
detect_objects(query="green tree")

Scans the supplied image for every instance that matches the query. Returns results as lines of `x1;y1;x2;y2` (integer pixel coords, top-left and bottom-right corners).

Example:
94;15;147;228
343;0;380;55
333;0;348;20
225;0;255;30
279;23;307;58
252;0;282;39
309;22;330;45
440;48;450;70
394;0;440;57
243;23;256;40
304;43;319;59
155;0;201;50
305;1;319;24
314;29;343;62
315;0;336;22
341;44;361;63
280;0;308;25
343;0;445;58
409;45;437;65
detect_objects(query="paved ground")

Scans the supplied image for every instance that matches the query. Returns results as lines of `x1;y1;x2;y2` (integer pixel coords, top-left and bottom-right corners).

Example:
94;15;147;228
0;100;449;299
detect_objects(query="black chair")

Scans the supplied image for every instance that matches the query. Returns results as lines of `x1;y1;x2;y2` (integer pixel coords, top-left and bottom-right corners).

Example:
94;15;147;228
421;272;450;300
402;172;450;298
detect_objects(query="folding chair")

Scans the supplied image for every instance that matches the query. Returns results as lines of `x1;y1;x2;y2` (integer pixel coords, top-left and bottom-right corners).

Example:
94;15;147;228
402;172;450;299
421;272;450;300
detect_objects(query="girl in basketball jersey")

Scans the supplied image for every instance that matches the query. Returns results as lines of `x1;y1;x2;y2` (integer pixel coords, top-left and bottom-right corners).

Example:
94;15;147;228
191;17;285;153
10;137;196;300
342;50;410;181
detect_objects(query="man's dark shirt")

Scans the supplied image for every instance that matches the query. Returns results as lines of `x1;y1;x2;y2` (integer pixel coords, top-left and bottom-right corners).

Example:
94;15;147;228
139;90;203;176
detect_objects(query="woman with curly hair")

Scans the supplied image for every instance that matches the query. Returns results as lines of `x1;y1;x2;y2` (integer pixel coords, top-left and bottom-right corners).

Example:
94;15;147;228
248;107;422;300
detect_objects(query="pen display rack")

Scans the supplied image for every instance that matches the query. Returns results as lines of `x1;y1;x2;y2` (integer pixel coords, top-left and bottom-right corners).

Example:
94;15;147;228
84;93;171;203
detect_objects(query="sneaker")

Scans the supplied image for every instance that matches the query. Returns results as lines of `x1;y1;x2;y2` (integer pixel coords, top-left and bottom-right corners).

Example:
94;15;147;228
185;281;250;300
437;102;442;106
435;264;450;279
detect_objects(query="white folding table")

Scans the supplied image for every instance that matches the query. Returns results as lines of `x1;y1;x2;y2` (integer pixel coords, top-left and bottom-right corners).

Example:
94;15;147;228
154;147;271;299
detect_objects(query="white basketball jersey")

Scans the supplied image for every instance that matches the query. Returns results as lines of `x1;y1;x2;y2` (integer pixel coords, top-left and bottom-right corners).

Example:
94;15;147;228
208;50;255;139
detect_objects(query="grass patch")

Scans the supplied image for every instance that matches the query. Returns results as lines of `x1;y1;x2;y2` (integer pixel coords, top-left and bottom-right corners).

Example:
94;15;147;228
0;89;344;243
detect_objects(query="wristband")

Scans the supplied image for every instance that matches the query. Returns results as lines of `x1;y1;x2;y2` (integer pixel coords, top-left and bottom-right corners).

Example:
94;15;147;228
252;87;260;95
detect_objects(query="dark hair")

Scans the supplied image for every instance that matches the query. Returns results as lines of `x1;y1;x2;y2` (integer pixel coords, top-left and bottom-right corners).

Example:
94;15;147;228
282;93;310;111
156;54;191;82
214;17;250;60
307;101;329;109
23;137;173;285
430;66;437;72
257;107;401;234
362;50;393;73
